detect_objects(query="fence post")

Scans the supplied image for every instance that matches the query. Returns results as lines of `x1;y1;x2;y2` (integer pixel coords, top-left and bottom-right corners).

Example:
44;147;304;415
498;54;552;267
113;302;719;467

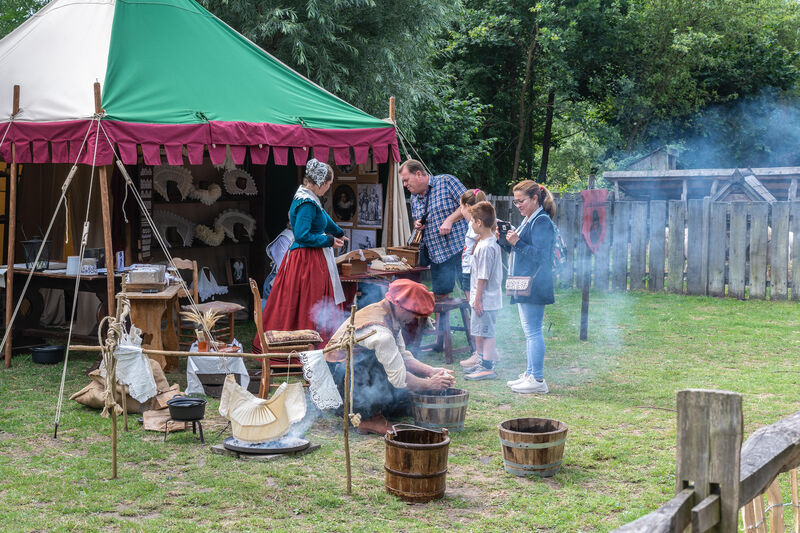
676;389;743;533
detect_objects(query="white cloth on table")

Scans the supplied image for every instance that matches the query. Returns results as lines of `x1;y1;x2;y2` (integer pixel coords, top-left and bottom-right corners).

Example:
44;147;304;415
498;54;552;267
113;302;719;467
99;326;157;403
185;339;249;395
298;349;343;410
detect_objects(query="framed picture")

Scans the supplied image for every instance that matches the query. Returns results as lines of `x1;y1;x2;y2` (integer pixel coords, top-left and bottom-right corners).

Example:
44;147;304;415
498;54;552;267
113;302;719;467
332;182;357;224
357;183;383;228
226;256;248;285
335;228;352;257
336;162;357;177
358;150;378;174
351;229;376;251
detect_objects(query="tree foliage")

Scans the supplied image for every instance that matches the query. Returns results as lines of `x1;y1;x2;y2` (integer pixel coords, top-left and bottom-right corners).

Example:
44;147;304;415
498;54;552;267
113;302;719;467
197;0;455;121
3;0;800;192
0;0;45;38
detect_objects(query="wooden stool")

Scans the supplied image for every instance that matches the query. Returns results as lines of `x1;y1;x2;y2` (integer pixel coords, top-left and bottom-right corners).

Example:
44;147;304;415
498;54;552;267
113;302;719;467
416;298;475;364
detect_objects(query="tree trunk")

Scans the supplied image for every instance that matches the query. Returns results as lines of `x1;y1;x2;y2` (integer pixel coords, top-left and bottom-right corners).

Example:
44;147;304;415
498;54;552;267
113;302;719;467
511;27;539;183
538;89;555;182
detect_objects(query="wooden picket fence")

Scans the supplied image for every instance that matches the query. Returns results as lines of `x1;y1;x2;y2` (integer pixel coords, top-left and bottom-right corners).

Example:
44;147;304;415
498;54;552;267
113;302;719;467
489;194;800;300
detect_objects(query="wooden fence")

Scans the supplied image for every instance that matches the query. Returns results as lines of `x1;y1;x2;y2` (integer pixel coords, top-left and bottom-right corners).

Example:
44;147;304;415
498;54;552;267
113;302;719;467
489;195;800;300
613;389;800;532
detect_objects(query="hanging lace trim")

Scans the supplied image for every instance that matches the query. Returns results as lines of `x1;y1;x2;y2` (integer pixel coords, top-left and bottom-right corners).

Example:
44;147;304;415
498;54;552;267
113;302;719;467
299;349;343;410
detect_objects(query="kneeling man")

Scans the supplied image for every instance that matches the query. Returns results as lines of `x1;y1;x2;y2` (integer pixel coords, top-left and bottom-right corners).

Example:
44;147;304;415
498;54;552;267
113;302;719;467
326;279;455;435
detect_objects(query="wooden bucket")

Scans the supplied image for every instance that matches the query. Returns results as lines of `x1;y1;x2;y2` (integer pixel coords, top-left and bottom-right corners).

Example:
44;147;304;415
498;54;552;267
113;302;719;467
411;388;469;431
384;424;450;503
498;417;568;478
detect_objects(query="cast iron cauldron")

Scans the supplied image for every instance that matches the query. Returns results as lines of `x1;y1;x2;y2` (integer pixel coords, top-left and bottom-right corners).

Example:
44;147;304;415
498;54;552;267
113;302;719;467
31;345;65;364
166;395;207;421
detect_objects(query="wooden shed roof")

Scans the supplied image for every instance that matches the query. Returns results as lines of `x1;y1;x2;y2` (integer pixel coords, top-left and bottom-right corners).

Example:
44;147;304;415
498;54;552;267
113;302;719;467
602;167;799;201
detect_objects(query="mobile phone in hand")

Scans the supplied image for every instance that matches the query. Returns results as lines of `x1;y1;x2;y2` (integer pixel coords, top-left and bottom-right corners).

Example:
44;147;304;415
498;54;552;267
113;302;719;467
497;219;514;245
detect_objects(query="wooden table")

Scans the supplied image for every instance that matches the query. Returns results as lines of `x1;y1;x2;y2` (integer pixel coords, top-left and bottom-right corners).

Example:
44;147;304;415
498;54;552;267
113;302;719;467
339;265;429;305
124;284;181;371
4;267;121;347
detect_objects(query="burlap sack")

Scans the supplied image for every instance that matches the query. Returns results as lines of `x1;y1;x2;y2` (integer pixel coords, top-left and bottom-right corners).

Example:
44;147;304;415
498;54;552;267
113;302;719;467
71;358;175;414
142;408;187;432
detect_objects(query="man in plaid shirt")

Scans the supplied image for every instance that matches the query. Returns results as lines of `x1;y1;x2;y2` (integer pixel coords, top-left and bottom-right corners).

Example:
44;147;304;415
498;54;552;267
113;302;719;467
400;159;468;298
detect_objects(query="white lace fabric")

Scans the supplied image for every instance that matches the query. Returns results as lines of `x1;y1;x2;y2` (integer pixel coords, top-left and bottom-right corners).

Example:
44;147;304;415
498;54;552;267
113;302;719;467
100;326;157;403
299;350;343;410
192;268;229;301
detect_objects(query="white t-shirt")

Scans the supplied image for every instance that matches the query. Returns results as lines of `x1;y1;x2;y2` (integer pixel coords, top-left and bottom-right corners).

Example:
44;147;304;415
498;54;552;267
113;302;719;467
469;235;503;311
461;225;479;274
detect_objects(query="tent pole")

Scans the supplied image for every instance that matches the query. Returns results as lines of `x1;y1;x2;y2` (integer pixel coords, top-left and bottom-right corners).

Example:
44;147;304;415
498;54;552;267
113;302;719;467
386;97;395;247
94;82;115;317
4;85;20;369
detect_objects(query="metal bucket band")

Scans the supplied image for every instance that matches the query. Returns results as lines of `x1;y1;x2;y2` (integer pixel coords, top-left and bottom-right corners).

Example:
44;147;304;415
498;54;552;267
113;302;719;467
413;401;469;409
499;436;566;449
416;421;465;431
384;465;448;479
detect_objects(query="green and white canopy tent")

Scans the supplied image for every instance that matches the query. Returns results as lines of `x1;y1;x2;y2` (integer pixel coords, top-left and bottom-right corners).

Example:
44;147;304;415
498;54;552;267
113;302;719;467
0;0;403;367
0;0;399;166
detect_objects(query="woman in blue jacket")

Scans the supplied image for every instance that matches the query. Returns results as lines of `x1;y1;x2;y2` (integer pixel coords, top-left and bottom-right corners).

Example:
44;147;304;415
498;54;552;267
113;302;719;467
254;158;347;352
500;180;556;394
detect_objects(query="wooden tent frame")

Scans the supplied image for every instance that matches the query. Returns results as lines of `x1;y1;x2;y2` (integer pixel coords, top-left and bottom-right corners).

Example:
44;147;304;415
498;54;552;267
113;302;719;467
3;90;403;369
4;84;116;368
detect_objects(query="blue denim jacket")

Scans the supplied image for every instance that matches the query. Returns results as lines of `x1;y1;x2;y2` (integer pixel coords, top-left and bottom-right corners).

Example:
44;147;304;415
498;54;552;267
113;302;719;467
506;212;555;305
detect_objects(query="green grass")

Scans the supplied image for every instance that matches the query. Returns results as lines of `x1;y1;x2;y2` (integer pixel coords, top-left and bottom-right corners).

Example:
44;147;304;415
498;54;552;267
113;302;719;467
0;290;798;531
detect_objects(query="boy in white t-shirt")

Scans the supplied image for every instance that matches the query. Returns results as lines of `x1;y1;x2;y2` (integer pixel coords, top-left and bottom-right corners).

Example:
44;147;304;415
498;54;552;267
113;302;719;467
464;201;504;381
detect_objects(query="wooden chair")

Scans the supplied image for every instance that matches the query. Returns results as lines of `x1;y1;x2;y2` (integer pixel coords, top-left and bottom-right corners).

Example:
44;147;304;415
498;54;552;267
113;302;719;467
173;258;244;349
249;278;312;398
410;297;474;364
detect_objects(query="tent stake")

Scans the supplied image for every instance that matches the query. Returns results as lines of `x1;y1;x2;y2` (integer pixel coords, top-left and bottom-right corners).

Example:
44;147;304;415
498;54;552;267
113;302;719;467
343;305;356;495
4;85;19;369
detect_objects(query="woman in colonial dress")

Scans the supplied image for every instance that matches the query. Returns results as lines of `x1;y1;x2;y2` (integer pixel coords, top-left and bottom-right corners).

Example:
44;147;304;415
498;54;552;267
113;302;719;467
253;159;347;352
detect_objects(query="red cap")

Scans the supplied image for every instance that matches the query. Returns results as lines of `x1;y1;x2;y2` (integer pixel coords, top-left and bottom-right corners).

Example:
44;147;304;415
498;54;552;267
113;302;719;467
386;279;434;316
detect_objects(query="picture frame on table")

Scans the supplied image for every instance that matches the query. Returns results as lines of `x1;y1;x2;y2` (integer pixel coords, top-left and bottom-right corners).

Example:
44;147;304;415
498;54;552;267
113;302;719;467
351;229;377;251
335;228;352;257
226;256;248;285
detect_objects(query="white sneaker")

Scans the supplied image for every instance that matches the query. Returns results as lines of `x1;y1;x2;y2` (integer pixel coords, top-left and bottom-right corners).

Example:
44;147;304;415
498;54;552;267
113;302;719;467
511;376;549;394
506;373;528;387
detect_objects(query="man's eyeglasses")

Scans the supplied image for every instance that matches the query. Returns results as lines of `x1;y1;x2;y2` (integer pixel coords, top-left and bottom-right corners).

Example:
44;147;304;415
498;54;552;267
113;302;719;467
513;198;528;206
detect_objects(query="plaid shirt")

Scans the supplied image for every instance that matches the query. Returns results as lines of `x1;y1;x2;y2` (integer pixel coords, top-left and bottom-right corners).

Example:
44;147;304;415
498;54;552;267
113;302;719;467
410;174;468;264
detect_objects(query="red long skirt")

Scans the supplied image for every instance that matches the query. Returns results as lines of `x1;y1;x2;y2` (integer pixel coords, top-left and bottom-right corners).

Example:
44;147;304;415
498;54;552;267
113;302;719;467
253;247;343;353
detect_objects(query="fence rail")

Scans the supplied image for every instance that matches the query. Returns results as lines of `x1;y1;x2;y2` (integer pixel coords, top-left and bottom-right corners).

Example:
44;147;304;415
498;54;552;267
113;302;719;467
614;389;800;532
488;194;800;300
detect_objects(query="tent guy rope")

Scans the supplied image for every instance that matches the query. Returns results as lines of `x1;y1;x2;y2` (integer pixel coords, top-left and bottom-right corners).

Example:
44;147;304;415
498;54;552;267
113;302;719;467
54;114;103;437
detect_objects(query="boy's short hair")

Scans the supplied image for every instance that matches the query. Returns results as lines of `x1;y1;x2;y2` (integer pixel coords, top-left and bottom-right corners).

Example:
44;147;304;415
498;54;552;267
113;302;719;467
470;201;496;230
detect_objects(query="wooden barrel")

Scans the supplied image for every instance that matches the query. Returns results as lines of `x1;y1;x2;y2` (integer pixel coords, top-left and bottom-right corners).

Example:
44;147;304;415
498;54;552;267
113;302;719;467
411;388;469;431
384;424;450;503
498;417;568;478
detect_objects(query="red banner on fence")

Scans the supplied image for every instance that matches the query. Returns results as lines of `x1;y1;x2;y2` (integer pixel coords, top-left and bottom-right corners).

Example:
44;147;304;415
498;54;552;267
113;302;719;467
580;189;608;254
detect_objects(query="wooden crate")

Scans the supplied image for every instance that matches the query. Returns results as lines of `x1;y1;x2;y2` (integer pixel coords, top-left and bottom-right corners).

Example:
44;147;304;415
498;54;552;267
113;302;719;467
387;246;420;267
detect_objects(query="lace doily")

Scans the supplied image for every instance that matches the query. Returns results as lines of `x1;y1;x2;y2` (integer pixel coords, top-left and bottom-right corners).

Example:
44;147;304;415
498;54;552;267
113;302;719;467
299;350;342;410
